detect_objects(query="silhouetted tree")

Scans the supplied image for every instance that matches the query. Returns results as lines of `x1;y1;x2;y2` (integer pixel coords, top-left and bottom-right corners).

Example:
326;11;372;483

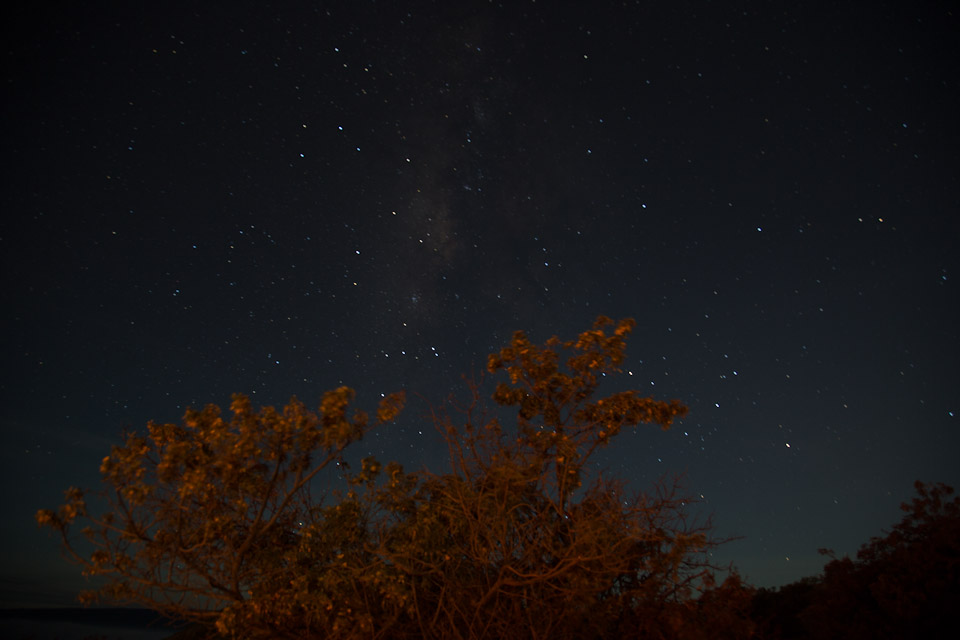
750;576;820;639
38;317;754;639
754;481;959;639
800;481;959;639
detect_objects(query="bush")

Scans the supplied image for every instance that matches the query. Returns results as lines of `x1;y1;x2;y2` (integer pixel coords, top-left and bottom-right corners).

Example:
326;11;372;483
39;316;755;639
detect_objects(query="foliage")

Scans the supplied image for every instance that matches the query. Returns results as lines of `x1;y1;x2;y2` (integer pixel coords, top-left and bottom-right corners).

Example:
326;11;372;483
35;387;405;629
750;577;820;639
801;481;960;639
751;481;960;639
38;316;755;639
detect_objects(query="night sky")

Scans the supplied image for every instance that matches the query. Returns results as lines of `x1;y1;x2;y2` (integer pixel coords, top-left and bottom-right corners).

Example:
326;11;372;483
3;1;958;609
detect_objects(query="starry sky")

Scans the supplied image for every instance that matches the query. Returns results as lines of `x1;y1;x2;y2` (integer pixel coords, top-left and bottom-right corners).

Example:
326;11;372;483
2;1;958;608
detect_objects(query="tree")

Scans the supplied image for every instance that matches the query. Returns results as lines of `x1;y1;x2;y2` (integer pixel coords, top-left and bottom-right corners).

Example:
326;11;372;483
750;576;821;639
799;481;960;639
38;316;754;639
361;316;752;639
36;387;406;633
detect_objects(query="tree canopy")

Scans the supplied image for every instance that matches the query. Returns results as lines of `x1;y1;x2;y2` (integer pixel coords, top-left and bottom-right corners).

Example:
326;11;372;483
38;316;755;639
752;481;960;639
803;481;960;639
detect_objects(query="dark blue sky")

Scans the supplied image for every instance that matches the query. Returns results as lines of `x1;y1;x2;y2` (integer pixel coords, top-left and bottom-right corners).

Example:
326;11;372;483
2;1;958;606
